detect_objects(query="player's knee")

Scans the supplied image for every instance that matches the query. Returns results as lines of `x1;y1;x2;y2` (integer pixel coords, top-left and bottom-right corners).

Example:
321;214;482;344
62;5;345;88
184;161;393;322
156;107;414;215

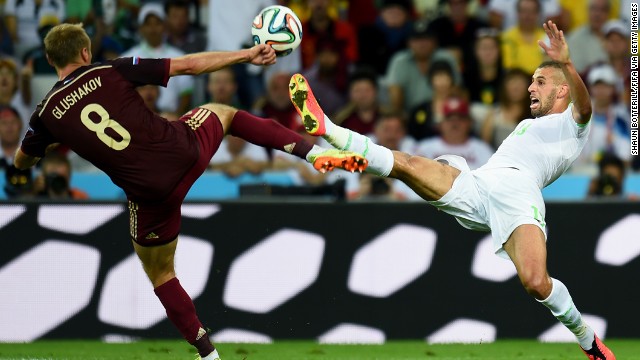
520;271;551;299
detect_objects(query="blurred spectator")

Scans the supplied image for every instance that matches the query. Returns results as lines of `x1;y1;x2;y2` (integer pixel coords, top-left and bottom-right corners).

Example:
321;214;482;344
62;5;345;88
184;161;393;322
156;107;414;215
333;67;383;135
346;0;379;28
350;112;416;200
164;0;206;54
207;0;283;108
0;17;15;56
121;3;194;115
300;0;358;70
34;152;89;200
22;13;59;75
252;72;301;131
480;68;531;148
207;0;275;52
3;0;65;59
0;106;24;168
409;60;462;141
357;0;414;75
87;0;126;63
208;135;270;177
137;84;179;121
301;38;349;118
572;64;631;174
206;67;242;108
464;28;504;123
415;96;494;169
426;0;489;76
370;111;416;153
601;20;631;107
559;0;620;32
566;0;610;73
500;0;549;74
3;163;33;198
588;153;626;197
352;173;407;200
386;20;459;114
0;59;31;129
488;0;562;30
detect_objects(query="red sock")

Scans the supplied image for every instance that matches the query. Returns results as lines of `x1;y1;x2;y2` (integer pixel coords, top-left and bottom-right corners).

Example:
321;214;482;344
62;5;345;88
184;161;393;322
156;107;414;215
154;278;214;357
229;110;314;159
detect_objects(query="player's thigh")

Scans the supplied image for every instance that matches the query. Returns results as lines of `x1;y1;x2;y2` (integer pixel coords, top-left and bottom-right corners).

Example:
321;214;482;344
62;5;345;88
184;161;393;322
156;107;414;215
503;224;551;294
390;151;460;201
199;103;238;134
132;238;178;287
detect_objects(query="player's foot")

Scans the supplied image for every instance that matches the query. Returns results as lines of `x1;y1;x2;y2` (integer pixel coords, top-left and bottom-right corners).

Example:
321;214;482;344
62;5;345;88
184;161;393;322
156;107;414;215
581;335;616;360
308;149;368;173
289;73;326;136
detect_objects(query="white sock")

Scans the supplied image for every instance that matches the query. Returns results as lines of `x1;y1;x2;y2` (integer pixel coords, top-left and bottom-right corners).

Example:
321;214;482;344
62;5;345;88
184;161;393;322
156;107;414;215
321;115;394;176
201;349;220;359
538;278;595;350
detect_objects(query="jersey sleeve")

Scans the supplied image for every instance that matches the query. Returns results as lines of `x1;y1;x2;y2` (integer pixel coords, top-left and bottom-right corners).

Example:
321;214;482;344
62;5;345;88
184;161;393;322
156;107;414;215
20;112;57;158
109;57;171;88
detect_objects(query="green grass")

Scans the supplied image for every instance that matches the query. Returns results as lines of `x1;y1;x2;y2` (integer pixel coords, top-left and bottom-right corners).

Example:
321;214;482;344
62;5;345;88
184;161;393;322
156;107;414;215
0;340;638;360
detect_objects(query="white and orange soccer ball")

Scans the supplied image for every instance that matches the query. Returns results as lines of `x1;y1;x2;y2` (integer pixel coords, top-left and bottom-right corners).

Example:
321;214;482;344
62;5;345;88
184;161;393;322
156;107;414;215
251;5;303;57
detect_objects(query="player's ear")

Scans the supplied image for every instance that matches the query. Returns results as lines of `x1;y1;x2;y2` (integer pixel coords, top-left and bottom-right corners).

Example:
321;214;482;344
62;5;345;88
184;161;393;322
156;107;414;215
81;47;91;63
45;54;54;67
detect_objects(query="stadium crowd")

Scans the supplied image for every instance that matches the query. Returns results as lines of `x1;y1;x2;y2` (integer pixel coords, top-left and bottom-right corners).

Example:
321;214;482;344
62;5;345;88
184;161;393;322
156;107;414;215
0;0;635;200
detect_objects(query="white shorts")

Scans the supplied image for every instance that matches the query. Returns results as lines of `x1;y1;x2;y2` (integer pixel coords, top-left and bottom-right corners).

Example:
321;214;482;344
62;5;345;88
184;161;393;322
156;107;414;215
428;155;547;259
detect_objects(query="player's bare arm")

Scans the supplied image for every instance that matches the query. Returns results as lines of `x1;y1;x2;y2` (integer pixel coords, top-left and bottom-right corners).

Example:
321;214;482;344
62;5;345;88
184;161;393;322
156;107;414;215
538;20;592;124
169;44;276;77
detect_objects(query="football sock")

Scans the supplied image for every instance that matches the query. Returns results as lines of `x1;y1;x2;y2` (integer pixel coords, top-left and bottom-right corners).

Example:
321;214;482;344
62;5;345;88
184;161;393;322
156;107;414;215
537;278;595;350
154;278;215;357
321;114;394;176
201;349;221;359
229;110;314;160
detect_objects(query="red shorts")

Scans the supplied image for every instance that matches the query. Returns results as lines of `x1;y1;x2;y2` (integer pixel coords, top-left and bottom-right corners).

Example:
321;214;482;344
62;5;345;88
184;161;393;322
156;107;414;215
129;107;224;246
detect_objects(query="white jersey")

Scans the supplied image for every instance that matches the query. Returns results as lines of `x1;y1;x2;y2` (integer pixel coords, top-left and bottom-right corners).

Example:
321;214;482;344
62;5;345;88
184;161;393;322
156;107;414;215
479;104;590;189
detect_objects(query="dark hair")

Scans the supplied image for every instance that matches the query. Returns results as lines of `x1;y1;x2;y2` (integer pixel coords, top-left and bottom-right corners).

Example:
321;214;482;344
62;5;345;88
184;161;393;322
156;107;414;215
598;153;625;175
538;60;563;70
498;68;531;107
349;66;379;89
517;0;541;13
428;60;454;84
164;0;190;14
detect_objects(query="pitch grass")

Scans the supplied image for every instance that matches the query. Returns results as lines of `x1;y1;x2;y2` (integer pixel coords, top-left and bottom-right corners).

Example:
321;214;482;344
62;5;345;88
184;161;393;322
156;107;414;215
0;340;639;360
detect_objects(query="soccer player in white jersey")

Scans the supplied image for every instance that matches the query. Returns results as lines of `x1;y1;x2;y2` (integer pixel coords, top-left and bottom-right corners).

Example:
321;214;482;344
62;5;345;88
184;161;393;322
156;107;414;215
289;21;615;360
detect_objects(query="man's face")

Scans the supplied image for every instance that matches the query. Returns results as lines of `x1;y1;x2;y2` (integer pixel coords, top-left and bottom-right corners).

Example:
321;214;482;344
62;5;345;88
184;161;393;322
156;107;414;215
141;15;165;47
0;66;16;96
0;112;21;145
439;114;471;143
267;73;292;109
605;32;629;58
517;0;540;30
589;0;610;31
43;161;70;181
409;37;436;60
166;6;189;35
528;67;560;117
207;70;237;105
375;117;405;150
349;79;377;110
590;82;615;106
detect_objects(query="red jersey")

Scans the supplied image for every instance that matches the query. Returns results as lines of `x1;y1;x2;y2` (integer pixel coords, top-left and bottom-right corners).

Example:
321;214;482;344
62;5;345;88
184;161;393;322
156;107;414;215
21;58;200;202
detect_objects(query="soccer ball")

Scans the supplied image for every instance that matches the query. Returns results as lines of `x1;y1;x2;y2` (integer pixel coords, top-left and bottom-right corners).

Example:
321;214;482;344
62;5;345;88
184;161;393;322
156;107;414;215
251;5;303;57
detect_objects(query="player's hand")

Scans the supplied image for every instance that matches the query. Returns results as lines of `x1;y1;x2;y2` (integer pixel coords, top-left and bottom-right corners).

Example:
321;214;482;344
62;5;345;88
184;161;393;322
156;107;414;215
538;20;570;64
247;44;277;66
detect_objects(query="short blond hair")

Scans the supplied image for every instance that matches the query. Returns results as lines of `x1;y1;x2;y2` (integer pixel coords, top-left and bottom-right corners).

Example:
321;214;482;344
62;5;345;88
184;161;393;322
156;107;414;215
44;23;91;69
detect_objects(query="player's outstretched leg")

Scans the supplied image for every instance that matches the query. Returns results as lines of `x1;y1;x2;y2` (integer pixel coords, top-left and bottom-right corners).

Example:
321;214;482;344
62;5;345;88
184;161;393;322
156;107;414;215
133;239;222;360
289;74;393;176
203;103;367;173
505;225;615;360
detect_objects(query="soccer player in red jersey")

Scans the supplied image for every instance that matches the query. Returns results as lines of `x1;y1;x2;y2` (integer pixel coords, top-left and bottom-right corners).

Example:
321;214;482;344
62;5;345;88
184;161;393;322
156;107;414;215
14;23;366;360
